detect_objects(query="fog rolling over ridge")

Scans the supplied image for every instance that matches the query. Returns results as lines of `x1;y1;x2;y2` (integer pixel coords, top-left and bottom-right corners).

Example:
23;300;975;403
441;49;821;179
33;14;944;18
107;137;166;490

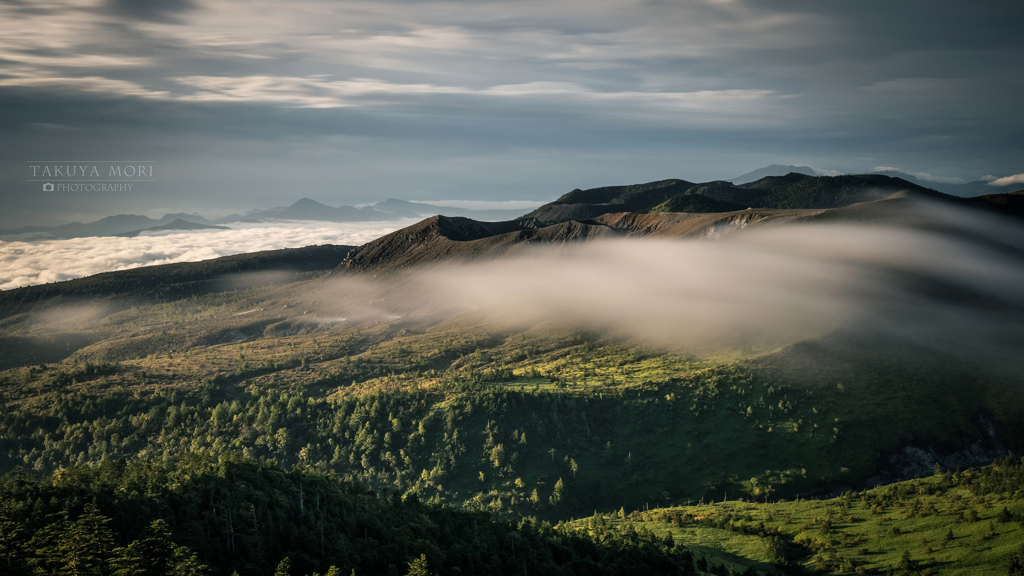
308;199;1024;368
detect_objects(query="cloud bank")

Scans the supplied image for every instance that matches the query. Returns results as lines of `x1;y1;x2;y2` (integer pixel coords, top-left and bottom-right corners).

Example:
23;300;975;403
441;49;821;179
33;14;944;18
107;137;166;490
988;173;1024;187
872;166;966;185
0;220;414;290
308;201;1024;364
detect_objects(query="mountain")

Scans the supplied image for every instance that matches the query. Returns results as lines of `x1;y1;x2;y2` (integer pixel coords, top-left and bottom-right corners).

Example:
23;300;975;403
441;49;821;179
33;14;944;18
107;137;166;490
372;198;470;216
340;180;1024;275
1;212;215;239
524;173;938;222
869;169;1000;197
115;218;229;237
522;179;696;222
371;198;539;221
338;215;612;272
728;163;825;184
1;198;544;239
964;189;1024;218
219;197;417;223
158;212;212;224
648;193;745;214
338;207;826;273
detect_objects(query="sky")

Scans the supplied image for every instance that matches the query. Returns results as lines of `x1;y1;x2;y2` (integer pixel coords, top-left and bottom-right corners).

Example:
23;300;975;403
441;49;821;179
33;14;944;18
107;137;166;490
1;0;1023;228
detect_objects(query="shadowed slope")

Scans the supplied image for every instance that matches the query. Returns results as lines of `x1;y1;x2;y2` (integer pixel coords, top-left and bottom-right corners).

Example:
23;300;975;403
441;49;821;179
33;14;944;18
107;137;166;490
964;189;1024;218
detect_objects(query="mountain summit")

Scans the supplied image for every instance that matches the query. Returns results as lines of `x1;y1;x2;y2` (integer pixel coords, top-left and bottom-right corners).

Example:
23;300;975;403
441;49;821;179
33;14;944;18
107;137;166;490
728;164;824;184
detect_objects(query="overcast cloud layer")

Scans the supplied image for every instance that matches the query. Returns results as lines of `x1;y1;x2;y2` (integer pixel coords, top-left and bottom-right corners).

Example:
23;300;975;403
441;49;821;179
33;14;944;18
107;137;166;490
0;220;413;290
0;0;1022;227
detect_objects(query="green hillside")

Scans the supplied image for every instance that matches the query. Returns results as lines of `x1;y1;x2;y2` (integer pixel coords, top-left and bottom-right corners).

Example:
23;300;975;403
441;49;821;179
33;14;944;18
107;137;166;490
0;288;1019;522
567;458;1024;575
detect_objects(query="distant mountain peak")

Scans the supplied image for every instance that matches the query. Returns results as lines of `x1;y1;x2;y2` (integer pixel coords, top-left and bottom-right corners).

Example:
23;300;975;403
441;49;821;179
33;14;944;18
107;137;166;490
729;164;823;185
290;197;332;209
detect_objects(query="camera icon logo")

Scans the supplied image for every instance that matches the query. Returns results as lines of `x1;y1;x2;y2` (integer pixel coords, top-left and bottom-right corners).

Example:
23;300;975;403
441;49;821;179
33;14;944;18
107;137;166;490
42;182;54;191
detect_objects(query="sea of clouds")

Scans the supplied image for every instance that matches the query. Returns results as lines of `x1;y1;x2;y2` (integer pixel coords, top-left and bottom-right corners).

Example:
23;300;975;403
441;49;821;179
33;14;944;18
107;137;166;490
0;220;417;290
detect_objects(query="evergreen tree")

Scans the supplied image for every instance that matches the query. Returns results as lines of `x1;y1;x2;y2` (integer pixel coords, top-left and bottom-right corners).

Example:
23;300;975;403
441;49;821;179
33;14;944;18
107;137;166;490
0;499;24;572
59;503;115;576
898;550;918;572
27;511;72;576
111;519;206;576
404;554;430;576
549;478;565;506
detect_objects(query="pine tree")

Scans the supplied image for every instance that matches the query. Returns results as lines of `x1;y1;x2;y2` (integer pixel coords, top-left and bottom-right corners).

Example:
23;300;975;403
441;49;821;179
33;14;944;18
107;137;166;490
27;510;71;575
549;478;565;505
998;506;1014;523
898;550;918;572
59;503;115;576
0;499;24;571
111;519;207;576
405;554;431;576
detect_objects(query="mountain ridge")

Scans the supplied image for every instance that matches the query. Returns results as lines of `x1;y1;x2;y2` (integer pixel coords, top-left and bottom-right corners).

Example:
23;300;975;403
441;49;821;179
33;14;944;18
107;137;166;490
729;163;826;184
524;173;938;222
115;218;229;237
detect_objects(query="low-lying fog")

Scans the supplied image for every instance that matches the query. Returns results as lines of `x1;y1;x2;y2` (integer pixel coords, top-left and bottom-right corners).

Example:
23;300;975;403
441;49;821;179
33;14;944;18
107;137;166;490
313;200;1024;360
0;220;417;290
7;198;1024;369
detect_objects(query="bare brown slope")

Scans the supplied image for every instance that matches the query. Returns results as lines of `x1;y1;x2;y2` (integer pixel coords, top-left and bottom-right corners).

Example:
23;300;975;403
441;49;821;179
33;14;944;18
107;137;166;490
338;216;622;273
594;208;821;239
338;209;824;273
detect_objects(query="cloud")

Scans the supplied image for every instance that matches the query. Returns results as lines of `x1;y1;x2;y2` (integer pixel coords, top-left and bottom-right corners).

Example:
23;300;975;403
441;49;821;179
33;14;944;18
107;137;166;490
987;173;1024;187
302;199;1024;366
0;220;414;290
112;75;780;122
104;0;198;22
2;0;1024;225
872;166;966;185
0;74;169;99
